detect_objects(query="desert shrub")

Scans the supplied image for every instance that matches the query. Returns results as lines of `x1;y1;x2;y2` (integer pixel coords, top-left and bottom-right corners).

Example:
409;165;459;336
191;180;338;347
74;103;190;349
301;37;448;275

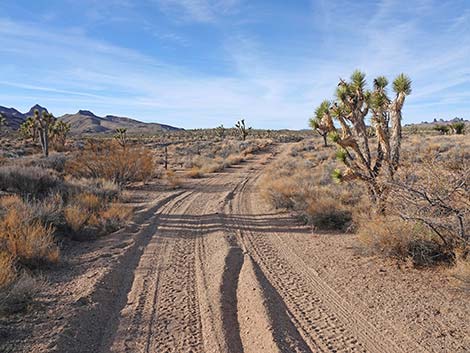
260;145;360;231
0;196;59;267
359;216;422;259
186;167;203;178
260;178;297;209
99;204;132;233
66;140;156;186
358;216;456;266
0;252;15;289
18;153;68;173
73;193;102;213
0;272;44;315
303;197;352;231
0;165;59;197
224;154;244;166
389;154;469;252
64;177;120;202
64;205;90;233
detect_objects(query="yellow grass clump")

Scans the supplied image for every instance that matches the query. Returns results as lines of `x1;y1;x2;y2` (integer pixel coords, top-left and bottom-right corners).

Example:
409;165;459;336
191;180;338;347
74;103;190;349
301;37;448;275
0;196;59;266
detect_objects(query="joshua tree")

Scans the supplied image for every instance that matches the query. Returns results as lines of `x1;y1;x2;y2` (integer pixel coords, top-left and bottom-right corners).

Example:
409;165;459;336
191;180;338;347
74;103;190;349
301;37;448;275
114;128;128;149
315;70;412;212
309;101;330;147
235;119;251;141
451;122;465;135
20;116;39;142
31;109;55;157
51;120;71;150
215;124;226;139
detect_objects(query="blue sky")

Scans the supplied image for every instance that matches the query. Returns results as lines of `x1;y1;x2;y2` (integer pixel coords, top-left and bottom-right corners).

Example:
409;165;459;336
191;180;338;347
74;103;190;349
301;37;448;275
0;0;469;129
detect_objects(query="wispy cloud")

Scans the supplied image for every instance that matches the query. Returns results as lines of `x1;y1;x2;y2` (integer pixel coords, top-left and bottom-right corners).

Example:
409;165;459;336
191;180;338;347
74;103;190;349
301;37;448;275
157;0;240;23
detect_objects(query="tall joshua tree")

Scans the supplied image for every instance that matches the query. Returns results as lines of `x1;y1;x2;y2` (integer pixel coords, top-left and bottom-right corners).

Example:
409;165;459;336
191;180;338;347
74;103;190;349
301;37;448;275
309;101;330;147
235;119;251;141
315;70;412;212
33;109;55;157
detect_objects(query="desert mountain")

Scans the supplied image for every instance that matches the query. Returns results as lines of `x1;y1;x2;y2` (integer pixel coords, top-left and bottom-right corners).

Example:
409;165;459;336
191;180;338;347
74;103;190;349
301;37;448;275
0;105;181;134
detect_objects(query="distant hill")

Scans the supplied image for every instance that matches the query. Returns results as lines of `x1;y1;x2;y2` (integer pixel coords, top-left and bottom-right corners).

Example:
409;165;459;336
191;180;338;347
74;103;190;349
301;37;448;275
0;105;181;134
405;117;469;129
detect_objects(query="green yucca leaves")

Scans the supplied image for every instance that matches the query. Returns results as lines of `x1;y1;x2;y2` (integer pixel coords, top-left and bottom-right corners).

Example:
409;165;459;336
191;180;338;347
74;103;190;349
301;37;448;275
328;131;340;143
332;169;343;183
370;91;389;110
393;73;412;95
373;76;388;90
309;118;319;129
336;148;347;163
350;70;366;91
314;100;330;120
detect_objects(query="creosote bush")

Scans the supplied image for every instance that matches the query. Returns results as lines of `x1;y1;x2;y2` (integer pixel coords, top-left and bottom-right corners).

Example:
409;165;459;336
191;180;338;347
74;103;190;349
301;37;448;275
66;140;156;186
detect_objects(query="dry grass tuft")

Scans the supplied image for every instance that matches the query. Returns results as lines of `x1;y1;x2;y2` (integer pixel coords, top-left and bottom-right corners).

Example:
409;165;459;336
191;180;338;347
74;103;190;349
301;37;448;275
0;252;15;289
99;204;133;233
0;196;59;267
186;167;203;178
358;216;456;267
64;205;90;233
73;192;102;213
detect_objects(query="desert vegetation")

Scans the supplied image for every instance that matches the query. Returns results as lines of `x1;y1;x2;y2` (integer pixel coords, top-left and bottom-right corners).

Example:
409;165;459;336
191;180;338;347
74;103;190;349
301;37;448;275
261;71;468;273
0;96;468;353
0;121;277;317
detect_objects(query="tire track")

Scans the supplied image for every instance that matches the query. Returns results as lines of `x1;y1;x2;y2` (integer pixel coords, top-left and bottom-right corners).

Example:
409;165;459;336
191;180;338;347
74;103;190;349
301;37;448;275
229;170;413;353
109;172;231;353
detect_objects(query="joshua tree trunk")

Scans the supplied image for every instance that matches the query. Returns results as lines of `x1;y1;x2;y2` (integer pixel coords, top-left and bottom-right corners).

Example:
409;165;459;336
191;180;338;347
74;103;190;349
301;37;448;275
43;129;49;157
322;133;328;147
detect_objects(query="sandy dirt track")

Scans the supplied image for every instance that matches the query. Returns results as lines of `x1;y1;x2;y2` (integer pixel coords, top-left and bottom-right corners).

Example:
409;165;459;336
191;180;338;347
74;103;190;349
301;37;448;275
3;144;469;353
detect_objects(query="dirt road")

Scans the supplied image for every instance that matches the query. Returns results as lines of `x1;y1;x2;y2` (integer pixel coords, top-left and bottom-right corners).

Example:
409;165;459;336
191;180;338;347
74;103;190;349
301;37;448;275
11;145;469;353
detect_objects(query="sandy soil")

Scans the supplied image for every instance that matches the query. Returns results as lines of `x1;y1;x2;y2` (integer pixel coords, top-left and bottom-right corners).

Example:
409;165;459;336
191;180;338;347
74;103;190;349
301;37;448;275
1;144;469;353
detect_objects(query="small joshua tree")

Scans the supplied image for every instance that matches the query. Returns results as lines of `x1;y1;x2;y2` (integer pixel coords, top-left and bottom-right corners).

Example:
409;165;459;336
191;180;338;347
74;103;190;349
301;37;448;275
20;116;38;142
51;120;71;151
215;124;226;139
114;128;128;149
315;70;412;212
309;101;330;147
32;109;55;157
235;119;251;141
